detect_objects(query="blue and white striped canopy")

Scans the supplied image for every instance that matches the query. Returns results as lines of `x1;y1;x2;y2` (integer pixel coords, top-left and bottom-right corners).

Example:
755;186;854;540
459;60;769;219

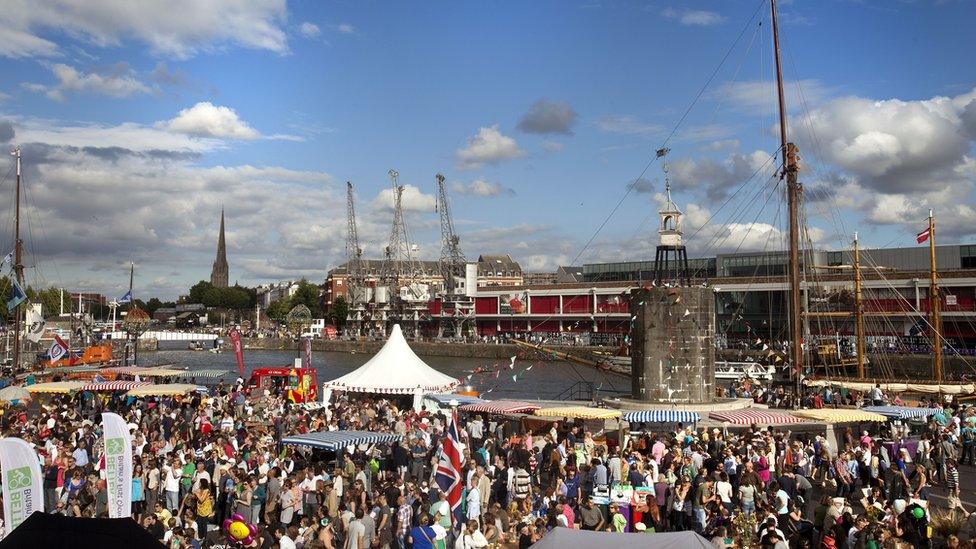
178;369;230;379
424;393;486;406
281;430;402;451
624;410;701;423
862;406;941;420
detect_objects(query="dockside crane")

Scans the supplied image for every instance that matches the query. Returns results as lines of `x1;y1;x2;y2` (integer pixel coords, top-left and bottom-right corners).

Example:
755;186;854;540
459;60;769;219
379;169;428;337
344;181;366;336
436;174;473;338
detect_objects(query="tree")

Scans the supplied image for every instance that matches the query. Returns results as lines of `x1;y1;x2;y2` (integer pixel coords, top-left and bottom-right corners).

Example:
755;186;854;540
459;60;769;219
145;297;164;315
330;295;348;329
290;279;323;317
188;280;214;304
266;299;289;323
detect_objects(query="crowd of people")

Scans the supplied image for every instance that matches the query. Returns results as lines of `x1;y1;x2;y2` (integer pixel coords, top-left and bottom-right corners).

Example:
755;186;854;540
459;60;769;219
6;378;976;549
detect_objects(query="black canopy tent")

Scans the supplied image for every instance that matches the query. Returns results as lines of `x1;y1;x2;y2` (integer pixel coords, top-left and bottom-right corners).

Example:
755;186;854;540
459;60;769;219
0;512;165;549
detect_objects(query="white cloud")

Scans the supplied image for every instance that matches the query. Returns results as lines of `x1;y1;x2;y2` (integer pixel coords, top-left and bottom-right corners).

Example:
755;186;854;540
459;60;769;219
723;79;831;112
455;125;525;169
661;7;726;26
450;179;515;198
595;115;661;136
0;0;289;59
15;117;218;153
801;87;976;195
27;63;150;101
668;150;775;200
161;102;259;140
372;184;436;212
299;22;321;38
338;23;356;35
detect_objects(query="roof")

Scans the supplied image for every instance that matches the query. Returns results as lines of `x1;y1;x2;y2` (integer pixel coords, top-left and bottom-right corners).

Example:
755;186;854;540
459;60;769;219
555;266;584;283
530;527;711;549
477;254;522;275
177;369;230;379
26;381;86;394
81;381;150;392
324;324;460;394
281;430;402;451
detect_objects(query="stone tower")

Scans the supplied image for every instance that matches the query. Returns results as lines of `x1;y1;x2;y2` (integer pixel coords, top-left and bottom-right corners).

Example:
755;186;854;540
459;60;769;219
210;209;229;288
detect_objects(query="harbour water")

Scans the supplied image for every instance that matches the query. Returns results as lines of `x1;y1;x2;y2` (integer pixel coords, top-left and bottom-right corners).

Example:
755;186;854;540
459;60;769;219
143;343;621;400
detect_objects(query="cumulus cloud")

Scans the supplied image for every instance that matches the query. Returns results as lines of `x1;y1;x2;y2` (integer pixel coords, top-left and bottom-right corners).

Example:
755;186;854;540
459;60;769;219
626;177;655;194
161;102;260;140
450;179;515;198
800;88;976;195
455;125;525;169
338;23;356;35
299;22;321;38
150;61;187;87
372;184;436;212
668;150;776;200
595;115;661;136
661;7;726;26
0;0;289;59
517;99;578;135
27;63;149;101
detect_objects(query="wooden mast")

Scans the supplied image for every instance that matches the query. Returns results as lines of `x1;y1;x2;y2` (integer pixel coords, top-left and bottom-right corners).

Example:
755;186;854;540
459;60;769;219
771;0;804;395
853;233;866;379
928;209;942;382
11;147;23;370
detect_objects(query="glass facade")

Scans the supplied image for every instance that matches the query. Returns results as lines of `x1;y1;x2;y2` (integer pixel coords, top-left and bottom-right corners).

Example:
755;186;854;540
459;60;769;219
582;258;716;282
962;245;976;268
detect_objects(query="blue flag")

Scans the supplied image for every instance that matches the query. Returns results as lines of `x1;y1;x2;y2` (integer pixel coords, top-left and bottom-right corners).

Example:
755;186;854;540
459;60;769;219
117;290;132;304
7;279;26;312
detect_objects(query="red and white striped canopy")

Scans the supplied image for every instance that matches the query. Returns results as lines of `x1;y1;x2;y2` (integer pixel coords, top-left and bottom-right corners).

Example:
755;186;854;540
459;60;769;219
459;400;541;414
81;381;151;392
708;409;803;425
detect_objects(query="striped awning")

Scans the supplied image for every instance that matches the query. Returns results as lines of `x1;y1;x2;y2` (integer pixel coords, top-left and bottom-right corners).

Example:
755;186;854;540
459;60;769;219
792;408;887;423
177;369;230;379
460;400;542;414
424;394;486;406
102;366;186;376
281;430;402;451
81;381;151;392
533;406;621;420
862;406;941;421
125;383;201;397
624;410;701;424
709;409;804;425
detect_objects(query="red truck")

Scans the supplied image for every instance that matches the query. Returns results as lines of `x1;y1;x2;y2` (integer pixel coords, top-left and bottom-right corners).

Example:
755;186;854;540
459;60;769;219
246;366;318;403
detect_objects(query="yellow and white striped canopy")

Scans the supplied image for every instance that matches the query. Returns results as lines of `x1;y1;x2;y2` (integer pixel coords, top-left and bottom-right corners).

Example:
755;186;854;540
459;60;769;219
25;381;86;394
125;383;200;397
791;408;887;424
533;406;622;420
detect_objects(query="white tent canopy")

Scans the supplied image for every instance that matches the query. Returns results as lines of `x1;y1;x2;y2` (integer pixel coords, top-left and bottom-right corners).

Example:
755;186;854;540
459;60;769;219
324;324;460;395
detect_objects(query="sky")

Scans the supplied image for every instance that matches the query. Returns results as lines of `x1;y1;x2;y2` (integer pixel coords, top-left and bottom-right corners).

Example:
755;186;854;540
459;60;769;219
0;0;974;301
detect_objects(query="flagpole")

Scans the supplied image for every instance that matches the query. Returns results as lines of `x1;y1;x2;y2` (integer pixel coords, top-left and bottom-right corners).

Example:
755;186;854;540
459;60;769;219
11;148;23;370
929;209;942;382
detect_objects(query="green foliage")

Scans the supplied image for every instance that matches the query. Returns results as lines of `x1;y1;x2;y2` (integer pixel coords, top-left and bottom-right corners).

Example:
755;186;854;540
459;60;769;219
330;295;348;329
188;280;214;304
290;279;322;318
266;299;290;322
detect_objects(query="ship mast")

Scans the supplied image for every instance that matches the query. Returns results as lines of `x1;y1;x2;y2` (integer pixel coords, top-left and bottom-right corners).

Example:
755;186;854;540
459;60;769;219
11;148;23;370
771;0;804;395
853;233;865;379
928;209;942;382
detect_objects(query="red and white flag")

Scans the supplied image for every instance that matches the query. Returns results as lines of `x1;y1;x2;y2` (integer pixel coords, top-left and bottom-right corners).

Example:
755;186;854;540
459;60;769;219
48;335;69;365
916;227;931;244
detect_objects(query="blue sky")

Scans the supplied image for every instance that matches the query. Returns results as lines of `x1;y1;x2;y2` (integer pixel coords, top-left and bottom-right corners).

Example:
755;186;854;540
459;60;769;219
0;0;974;300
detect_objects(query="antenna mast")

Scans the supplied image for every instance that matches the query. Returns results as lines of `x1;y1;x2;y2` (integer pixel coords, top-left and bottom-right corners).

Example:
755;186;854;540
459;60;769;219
928;209;942;382
771;0;804;398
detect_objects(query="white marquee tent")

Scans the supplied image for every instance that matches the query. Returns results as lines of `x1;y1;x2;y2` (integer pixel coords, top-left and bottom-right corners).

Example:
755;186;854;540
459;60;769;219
323;325;460;402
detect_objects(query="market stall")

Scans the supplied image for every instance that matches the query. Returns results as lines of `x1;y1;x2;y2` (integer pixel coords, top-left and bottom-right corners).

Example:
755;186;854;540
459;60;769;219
125;383;202;397
623;409;700;424
861;405;941;421
80;381;151;392
791;409;887;423
533;406;621;420
461;400;542;414
708;408;804;425
281;430;402;451
25;381;86;394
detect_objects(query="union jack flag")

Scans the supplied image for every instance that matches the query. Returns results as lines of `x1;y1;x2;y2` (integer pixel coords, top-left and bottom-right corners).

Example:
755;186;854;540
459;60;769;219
434;409;464;529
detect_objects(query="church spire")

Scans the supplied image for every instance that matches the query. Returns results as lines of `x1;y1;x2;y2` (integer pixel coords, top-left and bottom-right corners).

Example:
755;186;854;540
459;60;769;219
210;208;229;288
